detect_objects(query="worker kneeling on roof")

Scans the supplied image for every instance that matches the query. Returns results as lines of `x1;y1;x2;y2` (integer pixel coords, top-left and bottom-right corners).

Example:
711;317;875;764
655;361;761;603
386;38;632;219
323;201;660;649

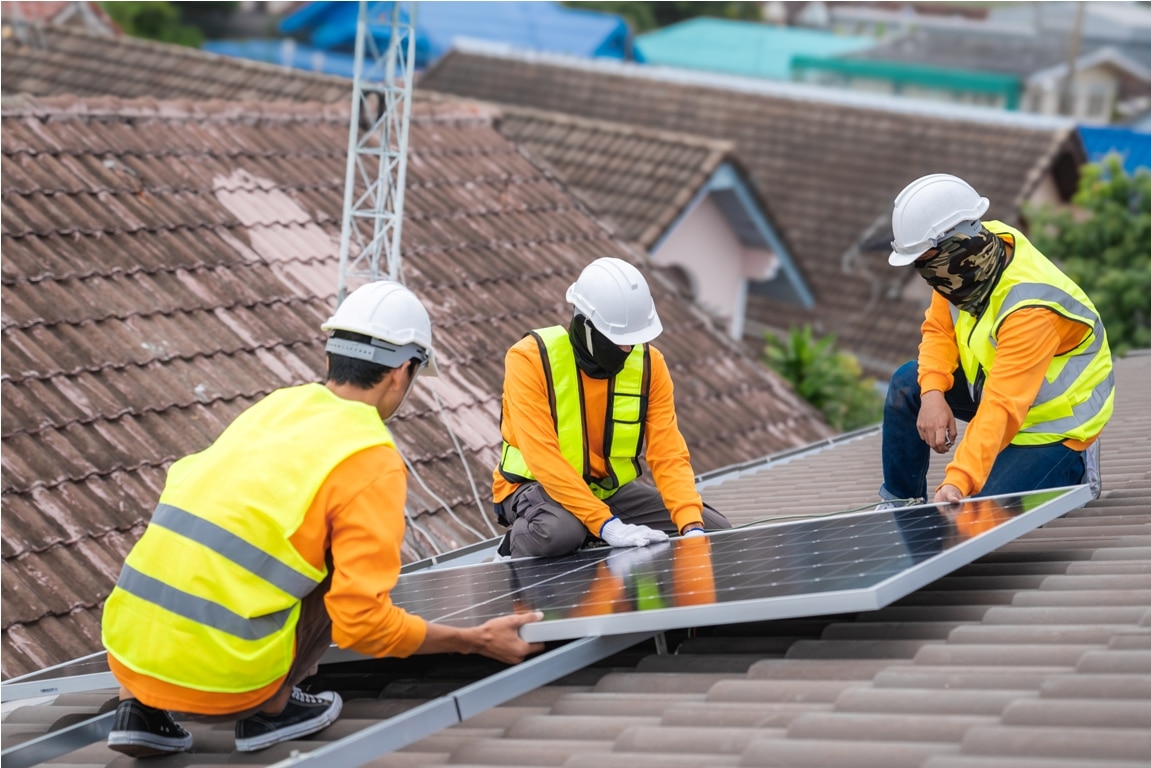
875;173;1114;511
101;281;543;757
493;256;732;559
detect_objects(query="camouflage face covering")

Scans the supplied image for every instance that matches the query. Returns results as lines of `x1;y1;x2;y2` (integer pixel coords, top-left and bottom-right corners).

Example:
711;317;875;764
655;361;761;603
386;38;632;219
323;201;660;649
914;224;1008;316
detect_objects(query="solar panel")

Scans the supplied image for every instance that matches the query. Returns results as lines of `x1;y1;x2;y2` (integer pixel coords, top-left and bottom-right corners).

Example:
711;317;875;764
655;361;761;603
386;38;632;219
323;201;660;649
389;485;1091;643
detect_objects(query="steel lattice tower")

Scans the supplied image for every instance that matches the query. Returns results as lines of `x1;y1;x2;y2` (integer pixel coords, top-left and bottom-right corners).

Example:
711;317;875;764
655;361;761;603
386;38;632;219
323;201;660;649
336;1;418;301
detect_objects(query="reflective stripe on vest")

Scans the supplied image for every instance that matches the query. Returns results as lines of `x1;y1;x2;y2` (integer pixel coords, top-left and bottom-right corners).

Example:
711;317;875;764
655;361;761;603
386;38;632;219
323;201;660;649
102;383;394;694
115;564;295;641
953;221;1114;446
499;325;649;499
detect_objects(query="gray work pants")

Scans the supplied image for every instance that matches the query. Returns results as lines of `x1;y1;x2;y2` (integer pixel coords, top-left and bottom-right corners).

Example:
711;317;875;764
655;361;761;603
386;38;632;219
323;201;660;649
497;481;731;558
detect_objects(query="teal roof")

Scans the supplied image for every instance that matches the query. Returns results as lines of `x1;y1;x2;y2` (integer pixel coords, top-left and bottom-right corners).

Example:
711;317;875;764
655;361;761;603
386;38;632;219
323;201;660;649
791;56;1022;109
635;18;873;80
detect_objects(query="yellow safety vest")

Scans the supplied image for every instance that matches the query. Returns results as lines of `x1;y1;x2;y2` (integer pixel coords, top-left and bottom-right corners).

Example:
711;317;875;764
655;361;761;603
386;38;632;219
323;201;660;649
499;325;649;499
952;221;1114;446
102;383;394;694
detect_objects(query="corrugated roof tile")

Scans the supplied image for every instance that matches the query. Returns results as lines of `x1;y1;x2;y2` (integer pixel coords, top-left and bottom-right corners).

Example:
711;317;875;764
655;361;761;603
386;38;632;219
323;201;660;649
957;725;1151;762
2;93;831;678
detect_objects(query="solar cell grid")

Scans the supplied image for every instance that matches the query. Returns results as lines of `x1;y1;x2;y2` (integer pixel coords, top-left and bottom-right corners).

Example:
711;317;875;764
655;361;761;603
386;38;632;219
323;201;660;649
389;486;1089;642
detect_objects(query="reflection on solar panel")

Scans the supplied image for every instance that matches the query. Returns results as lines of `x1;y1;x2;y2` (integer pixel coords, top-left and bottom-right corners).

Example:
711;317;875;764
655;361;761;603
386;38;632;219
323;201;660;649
390;486;1091;643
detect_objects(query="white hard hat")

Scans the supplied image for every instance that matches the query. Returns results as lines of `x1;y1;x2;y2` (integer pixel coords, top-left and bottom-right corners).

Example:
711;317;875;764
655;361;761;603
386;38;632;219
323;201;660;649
889;173;990;266
322;281;438;376
566;257;663;345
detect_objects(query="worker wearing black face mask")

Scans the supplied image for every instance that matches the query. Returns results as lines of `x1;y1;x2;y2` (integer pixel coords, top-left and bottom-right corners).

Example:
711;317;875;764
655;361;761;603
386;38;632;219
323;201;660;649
492;257;731;558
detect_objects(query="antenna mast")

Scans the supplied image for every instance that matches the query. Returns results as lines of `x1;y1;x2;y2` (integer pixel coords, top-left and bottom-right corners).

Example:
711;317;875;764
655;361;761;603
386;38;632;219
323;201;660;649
336;1;418;302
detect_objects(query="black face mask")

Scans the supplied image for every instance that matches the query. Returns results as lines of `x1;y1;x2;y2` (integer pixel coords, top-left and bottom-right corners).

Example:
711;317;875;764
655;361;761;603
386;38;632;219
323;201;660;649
569;314;630;379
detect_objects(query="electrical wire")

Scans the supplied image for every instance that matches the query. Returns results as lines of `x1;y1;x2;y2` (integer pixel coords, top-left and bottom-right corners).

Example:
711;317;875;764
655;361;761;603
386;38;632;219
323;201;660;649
402;452;488;541
402;508;446;558
399;439;489;542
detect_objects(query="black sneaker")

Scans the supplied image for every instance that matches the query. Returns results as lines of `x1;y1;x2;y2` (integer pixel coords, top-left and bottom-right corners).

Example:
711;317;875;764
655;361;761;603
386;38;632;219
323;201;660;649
107;699;193;757
234;687;342;752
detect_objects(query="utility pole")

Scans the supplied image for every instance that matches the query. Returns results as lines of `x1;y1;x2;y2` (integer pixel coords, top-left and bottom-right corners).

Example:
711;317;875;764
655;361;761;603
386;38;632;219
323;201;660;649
1060;1;1086;118
336;1;418;303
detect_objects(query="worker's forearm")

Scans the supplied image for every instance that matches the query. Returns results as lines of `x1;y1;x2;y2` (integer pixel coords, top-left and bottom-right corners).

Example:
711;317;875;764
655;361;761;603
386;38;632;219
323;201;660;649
917;293;958;394
415;622;483;656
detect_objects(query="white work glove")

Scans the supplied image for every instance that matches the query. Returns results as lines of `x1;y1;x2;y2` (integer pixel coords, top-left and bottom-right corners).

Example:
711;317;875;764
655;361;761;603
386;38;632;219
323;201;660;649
682;527;706;538
600;517;670;548
605;544;665;579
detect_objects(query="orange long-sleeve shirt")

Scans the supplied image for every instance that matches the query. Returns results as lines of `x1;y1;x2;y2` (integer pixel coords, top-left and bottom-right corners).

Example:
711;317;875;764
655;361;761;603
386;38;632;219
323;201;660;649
918;291;1094;497
493;334;704;536
111;445;427;714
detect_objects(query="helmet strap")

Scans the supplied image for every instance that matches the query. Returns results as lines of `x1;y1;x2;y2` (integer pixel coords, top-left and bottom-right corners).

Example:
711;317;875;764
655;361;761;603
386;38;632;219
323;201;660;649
385;362;419;423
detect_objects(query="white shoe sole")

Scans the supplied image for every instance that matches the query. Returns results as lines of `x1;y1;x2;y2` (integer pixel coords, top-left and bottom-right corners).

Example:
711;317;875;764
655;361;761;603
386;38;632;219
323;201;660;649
234;694;342;752
107;731;192;757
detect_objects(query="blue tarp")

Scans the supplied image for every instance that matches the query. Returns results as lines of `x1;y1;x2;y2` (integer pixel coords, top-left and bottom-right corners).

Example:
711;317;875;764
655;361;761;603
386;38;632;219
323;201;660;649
1079;125;1151;175
278;1;633;68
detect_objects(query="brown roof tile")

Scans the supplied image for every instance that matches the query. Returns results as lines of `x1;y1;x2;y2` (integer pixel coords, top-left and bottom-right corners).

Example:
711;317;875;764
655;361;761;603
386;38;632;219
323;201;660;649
418;47;1085;377
1;93;832;678
0;22;350;104
488;104;736;250
3;38;1148;768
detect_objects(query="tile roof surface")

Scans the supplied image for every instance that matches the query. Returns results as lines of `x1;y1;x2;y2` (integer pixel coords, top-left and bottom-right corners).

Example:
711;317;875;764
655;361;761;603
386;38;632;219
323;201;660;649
5;351;1149;767
0;93;833;679
417;47;1086;377
488;104;737;250
0;20;351;103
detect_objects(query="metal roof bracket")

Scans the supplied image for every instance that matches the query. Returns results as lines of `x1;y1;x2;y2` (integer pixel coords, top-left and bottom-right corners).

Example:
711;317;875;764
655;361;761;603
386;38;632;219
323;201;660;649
270;631;655;767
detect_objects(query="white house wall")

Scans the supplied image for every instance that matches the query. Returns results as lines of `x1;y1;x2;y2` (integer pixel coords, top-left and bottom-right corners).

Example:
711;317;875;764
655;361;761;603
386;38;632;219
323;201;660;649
652;195;777;339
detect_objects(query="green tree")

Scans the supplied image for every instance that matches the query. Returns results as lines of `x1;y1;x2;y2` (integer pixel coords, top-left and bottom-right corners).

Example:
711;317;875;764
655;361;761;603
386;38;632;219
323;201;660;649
99;1;203;47
763;326;884;432
563;1;763;33
1026;155;1151;356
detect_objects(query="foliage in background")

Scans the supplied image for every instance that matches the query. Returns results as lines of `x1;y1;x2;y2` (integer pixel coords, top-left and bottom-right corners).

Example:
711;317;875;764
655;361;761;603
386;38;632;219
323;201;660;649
100;1;201;46
763;326;884;432
1026;155;1151;356
562;1;763;34
100;1;236;47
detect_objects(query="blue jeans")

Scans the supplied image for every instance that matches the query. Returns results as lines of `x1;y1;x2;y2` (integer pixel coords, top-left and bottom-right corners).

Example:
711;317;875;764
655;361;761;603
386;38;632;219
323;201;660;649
880;360;1085;502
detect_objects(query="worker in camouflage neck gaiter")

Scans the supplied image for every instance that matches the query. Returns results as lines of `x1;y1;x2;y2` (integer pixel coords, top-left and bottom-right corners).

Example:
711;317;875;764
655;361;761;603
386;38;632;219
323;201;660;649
877;173;1113;517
